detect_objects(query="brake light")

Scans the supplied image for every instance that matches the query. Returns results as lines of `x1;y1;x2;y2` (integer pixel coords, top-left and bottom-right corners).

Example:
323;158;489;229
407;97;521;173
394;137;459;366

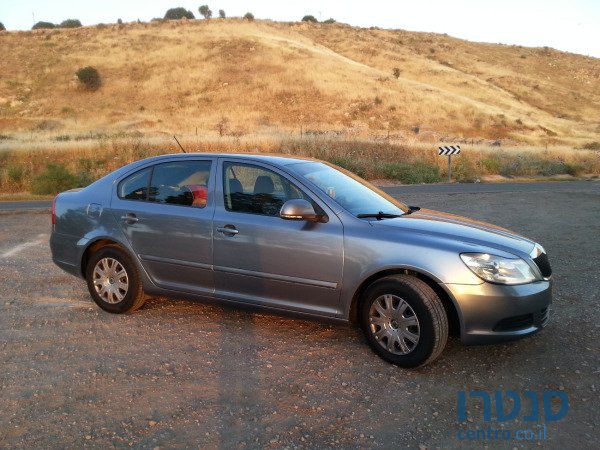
51;195;57;225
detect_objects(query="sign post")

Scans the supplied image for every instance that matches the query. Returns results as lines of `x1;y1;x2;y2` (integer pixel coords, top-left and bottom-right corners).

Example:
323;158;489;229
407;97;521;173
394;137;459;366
438;145;461;183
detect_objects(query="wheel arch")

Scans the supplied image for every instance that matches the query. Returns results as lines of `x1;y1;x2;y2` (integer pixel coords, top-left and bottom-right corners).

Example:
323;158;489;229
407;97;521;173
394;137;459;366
80;238;130;278
348;268;462;338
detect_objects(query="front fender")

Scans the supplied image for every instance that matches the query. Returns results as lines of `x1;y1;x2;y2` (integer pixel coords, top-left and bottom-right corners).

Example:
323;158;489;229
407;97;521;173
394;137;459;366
339;224;484;319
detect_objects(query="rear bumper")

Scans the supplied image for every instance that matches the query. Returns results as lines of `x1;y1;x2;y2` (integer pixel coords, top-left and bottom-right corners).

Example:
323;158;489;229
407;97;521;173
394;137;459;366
52;257;81;278
445;279;552;345
50;232;85;278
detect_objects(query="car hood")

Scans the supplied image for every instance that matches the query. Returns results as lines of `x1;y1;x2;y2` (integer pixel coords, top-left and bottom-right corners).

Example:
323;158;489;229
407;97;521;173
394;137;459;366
370;208;535;256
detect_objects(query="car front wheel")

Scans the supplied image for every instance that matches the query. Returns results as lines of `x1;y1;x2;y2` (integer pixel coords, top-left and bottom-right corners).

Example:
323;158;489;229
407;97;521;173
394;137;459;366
360;274;448;368
85;246;147;314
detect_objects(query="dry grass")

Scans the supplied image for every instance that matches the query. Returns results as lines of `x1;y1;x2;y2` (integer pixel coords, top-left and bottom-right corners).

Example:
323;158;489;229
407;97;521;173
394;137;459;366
0;19;599;147
1;136;599;195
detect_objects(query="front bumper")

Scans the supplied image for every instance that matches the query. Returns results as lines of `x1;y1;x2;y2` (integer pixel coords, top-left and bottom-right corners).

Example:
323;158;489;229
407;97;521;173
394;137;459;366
444;279;552;345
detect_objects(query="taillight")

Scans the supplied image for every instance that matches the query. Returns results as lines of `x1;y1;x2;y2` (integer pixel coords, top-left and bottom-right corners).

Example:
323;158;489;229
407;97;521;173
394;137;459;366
51;195;57;225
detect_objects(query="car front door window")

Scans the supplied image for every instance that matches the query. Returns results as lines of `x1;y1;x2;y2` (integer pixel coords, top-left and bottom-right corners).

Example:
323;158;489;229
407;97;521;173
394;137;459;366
223;163;308;216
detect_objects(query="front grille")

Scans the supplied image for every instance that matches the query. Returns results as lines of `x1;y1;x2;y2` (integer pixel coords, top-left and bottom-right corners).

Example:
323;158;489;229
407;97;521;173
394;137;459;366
493;314;534;332
533;251;552;278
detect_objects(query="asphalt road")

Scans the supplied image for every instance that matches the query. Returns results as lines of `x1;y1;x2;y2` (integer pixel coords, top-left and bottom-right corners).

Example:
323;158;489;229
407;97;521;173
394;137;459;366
1;181;599;211
0;200;53;211
0;182;599;449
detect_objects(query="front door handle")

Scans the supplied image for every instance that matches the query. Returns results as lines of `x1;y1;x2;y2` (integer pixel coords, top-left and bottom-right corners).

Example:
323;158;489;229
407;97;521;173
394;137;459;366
216;225;239;236
121;213;139;224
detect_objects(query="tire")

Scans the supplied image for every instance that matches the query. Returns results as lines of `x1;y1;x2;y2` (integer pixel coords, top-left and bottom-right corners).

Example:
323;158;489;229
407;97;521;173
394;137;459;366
85;246;147;314
359;274;448;368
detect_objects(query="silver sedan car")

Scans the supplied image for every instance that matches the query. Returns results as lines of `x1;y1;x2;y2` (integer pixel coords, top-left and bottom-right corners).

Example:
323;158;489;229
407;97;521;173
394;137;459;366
50;154;552;367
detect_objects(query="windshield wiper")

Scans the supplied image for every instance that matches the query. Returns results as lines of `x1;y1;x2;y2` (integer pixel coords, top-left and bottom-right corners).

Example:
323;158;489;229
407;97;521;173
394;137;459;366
356;211;403;220
405;205;420;215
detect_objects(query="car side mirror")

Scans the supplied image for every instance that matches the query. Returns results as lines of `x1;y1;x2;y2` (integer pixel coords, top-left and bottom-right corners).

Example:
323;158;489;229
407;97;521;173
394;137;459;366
280;199;327;223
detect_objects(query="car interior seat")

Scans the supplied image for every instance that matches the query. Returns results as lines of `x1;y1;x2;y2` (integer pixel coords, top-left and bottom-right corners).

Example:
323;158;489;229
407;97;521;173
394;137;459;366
253;176;279;215
228;178;245;211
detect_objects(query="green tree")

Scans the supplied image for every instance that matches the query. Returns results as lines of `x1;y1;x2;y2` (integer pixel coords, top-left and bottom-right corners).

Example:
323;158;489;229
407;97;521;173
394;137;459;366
59;19;82;28
218;9;226;19
76;66;101;91
32;21;55;30
164;7;195;20
301;15;318;23
0;22;6;31
199;5;212;19
243;12;254;21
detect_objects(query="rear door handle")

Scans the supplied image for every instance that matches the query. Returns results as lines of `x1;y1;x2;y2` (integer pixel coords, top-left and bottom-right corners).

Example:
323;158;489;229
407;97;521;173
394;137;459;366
121;213;139;224
216;225;239;236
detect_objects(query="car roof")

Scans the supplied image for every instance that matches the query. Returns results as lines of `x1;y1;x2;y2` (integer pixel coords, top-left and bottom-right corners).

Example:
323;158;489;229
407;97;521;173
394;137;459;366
134;152;319;167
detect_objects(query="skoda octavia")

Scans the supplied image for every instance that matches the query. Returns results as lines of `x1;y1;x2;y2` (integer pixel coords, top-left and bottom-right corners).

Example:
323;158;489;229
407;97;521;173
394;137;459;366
50;154;552;367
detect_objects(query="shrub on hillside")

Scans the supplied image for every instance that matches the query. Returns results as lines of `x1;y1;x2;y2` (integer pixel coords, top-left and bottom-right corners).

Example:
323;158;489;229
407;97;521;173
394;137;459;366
452;157;478;182
581;141;600;150
31;163;78;195
328;157;367;178
302;15;318;23
243;12;255;21
164;7;195;20
199;5;212;19
323;18;336;24
498;154;572;177
7;165;26;186
32;21;55;30
481;156;501;174
392;67;401;79
215;116;229;137
0;22;6;31
59;19;82;28
218;9;226;18
75;66;101;91
378;162;441;184
564;163;585;176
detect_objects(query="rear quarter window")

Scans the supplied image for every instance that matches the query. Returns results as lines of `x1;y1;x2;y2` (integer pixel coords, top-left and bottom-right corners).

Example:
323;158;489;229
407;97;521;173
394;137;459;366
118;167;151;201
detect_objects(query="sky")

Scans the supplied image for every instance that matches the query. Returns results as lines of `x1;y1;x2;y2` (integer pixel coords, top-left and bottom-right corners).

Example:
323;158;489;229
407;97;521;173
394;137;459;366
1;0;599;58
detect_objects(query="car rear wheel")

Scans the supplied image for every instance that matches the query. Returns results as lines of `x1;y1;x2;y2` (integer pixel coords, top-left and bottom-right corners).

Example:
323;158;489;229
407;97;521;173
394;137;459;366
86;246;147;313
360;274;448;368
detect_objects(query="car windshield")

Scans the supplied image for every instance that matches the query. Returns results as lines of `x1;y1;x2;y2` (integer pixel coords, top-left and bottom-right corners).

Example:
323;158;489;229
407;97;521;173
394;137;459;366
288;162;409;217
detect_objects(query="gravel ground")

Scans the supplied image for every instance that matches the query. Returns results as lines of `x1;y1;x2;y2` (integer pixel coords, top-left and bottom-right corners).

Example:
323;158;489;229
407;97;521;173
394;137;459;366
0;186;599;449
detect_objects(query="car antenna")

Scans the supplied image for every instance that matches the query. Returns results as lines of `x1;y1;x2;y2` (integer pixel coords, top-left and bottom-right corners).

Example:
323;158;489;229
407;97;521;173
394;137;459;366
173;135;187;153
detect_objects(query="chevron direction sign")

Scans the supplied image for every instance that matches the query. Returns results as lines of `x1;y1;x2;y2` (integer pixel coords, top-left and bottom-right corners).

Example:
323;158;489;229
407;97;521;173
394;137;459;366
438;145;461;182
438;145;461;155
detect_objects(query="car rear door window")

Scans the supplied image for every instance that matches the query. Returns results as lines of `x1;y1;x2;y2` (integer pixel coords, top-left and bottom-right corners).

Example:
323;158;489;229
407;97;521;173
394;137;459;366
149;161;212;208
223;163;309;216
118;161;212;207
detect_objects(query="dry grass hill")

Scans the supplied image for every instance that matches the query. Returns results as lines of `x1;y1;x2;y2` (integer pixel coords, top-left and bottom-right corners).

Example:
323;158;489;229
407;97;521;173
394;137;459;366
1;18;599;146
1;19;600;196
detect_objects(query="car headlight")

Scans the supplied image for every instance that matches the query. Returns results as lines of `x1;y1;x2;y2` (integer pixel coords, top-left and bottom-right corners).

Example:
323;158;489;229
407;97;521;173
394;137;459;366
460;253;539;285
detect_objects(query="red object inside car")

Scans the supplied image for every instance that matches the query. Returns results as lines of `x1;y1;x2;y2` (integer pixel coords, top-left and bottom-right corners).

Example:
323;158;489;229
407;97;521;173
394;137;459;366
187;185;207;207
